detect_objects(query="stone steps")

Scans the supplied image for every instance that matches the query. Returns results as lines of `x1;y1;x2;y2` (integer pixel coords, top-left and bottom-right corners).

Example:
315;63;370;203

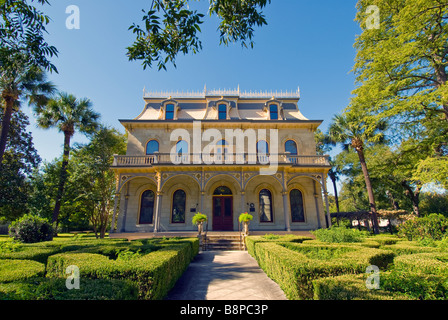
202;234;245;251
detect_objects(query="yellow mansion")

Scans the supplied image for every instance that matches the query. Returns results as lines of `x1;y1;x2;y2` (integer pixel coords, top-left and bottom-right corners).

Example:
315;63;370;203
110;87;332;233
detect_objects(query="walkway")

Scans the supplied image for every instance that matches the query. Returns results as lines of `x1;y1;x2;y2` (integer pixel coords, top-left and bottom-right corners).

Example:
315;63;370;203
165;250;287;300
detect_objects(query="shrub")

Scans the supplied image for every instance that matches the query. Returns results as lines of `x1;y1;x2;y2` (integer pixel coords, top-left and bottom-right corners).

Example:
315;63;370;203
394;252;448;275
0;259;45;283
249;241;394;300
0;278;138;300
312;274;413;300
398;213;448;241
312;226;368;243
46;238;199;300
8;214;53;243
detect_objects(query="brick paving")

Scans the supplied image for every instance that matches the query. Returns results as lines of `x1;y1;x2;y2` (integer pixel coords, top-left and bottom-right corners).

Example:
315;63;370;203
165;250;287;300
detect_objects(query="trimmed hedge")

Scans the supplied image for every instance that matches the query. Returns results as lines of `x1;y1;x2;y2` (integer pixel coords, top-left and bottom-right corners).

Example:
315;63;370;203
312;274;414;300
248;240;395;300
46;238;199;300
394;252;448;275
313;271;448;300
245;235;313;257
0;278;138;300
0;259;45;283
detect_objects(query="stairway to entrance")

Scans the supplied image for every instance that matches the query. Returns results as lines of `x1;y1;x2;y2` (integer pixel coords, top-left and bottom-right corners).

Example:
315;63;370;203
201;232;245;251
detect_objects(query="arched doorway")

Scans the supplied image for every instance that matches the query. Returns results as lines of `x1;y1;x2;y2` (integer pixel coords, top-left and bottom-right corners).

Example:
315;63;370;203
212;186;233;231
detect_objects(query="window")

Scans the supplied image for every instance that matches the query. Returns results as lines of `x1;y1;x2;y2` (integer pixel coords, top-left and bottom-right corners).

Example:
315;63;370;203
285;140;298;155
165;104;175;120
213;186;232;195
290;189;305;222
259;189;273;222
257;140;269;154
218;104;227;120
171;190;186;223
146;140;159;155
139;190;155;224
269;104;278;120
176;140;188;155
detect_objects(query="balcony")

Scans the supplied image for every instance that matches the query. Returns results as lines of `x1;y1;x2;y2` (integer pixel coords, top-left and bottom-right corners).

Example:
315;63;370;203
111;153;330;167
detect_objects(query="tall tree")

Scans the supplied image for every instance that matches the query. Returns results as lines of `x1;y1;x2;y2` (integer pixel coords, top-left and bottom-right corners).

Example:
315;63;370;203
0;63;55;164
328;112;386;234
127;0;271;70
70;127;126;238
0;109;41;221
1;0;57;165
35;92;100;226
351;0;448;187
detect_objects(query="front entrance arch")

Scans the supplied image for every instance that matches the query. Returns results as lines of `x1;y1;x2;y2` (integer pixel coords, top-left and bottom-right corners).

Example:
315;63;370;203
212;186;233;231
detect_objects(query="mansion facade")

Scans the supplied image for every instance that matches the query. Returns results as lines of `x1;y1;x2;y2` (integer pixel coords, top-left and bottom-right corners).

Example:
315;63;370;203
110;87;332;233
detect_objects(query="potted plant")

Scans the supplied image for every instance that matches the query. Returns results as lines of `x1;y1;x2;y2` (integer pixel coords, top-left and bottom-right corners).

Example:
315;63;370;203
239;212;253;235
192;213;208;235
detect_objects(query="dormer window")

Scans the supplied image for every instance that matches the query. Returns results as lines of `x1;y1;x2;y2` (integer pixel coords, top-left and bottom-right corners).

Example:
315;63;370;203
269;104;278;120
161;99;180;120
165;104;175;120
218;104;227;120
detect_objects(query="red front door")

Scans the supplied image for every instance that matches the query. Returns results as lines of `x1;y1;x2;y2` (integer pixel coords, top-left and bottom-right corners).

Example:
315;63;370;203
212;196;233;231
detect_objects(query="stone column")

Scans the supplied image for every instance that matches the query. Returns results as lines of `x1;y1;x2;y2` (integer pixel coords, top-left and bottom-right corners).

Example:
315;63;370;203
154;192;163;232
313;181;322;229
120;193;129;232
282;191;291;231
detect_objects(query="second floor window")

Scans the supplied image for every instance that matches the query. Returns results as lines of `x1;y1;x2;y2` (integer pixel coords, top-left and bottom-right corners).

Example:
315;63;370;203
146;140;159;155
166;104;175;120
176;140;188;155
257;140;269;155
285;140;298;155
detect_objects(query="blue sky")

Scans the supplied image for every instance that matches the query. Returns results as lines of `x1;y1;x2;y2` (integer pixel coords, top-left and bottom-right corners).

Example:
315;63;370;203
25;0;360;162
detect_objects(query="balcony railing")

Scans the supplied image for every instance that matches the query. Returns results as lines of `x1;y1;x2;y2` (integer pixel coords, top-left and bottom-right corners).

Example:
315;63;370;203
112;154;330;167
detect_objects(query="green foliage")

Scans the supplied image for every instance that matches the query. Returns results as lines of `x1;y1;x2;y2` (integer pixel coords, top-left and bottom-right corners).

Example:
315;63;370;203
8;214;53;243
398;214;448;241
127;0;271;70
0;259;45;283
0;278;138;300
191;213;208;225
246;237;395;300
238;212;253;223
312;226;368;243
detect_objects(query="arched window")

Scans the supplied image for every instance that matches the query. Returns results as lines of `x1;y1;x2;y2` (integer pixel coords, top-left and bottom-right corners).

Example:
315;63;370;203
171;190;186;223
165;104;175;120
139;190;155;224
269;104;278;120
218;104;227;120
146;140;159;155
290;189;305;222
259;189;273;222
285;140;298;155
176;140;188;155
213;186;232;195
256;140;269;154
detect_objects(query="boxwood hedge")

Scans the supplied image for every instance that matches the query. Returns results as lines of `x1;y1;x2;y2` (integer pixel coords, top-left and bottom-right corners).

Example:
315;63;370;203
46;238;199;300
246;237;395;300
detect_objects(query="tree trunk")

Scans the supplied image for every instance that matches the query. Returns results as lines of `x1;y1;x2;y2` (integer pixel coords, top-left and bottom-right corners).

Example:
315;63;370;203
356;148;380;234
0;96;15;165
52;131;72;226
401;180;421;217
330;175;340;225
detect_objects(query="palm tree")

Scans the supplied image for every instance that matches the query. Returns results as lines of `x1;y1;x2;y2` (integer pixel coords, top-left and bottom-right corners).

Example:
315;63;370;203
328;112;386;234
0;62;55;165
35;92;100;226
